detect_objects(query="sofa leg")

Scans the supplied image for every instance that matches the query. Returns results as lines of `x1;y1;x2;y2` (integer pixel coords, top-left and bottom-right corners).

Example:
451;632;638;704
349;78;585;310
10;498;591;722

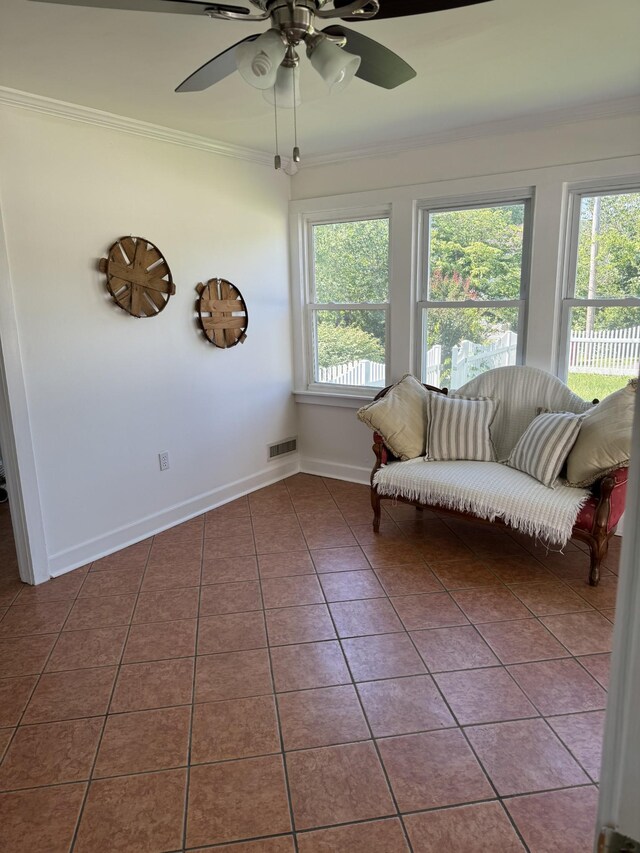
371;490;381;533
588;537;609;587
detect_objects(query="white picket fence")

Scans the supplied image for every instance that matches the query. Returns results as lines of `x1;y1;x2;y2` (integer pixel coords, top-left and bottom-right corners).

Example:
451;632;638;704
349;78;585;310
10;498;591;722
317;359;386;386
451;332;518;388
426;327;640;388
318;326;640;388
569;326;640;375
424;331;518;387
425;344;443;387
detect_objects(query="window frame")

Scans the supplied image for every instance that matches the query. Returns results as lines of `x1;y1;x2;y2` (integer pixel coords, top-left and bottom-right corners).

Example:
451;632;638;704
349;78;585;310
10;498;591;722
302;208;392;394
558;180;640;384
416;191;533;388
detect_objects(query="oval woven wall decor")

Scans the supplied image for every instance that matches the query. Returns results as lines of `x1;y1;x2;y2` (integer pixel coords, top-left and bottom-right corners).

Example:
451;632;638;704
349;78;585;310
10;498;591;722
196;278;248;348
99;236;176;318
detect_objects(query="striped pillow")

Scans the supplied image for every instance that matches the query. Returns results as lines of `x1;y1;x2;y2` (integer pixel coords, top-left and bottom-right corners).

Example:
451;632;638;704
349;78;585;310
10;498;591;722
507;411;583;487
426;393;498;462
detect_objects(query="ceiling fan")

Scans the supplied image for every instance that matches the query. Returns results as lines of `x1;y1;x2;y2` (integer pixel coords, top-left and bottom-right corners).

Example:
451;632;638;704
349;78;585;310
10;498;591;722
31;0;492;168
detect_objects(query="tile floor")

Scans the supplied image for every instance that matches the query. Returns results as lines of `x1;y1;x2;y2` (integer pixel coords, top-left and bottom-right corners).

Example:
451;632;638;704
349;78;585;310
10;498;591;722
0;475;620;852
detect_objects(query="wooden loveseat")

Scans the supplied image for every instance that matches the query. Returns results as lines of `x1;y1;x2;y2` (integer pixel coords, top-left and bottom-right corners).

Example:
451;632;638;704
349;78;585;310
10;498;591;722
361;367;631;586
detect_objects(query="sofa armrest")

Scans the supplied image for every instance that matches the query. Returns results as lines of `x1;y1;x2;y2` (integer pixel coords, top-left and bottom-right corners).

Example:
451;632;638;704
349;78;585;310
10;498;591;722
574;466;629;536
372;431;395;465
371;431;391;486
595;466;628;533
370;380;447;483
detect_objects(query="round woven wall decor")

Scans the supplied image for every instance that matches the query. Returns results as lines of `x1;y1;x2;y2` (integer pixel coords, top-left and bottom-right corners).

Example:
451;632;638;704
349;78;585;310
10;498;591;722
196;278;248;348
99;236;176;318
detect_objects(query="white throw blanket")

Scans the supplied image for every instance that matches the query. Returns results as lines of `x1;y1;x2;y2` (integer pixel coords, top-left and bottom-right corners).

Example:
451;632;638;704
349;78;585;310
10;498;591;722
374;459;590;546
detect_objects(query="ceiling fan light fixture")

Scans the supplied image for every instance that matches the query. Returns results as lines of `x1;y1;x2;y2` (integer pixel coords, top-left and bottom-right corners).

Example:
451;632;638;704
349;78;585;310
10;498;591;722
308;36;361;93
263;65;301;109
236;28;287;90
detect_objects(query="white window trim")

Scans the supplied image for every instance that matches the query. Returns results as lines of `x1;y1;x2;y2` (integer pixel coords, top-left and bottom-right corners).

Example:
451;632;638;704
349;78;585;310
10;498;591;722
289;157;640;406
558;179;640;382
415;192;534;386
300;207;392;396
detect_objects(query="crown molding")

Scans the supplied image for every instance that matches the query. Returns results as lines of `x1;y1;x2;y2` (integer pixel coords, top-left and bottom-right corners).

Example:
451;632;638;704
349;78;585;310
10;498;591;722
303;95;640;167
0;86;273;167
2;86;639;172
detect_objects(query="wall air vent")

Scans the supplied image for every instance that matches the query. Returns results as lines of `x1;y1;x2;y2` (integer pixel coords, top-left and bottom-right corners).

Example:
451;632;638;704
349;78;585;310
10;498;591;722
268;437;298;461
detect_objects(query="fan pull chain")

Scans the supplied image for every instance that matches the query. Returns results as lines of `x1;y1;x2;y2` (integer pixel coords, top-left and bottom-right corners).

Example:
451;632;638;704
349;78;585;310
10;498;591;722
273;86;281;171
292;75;301;164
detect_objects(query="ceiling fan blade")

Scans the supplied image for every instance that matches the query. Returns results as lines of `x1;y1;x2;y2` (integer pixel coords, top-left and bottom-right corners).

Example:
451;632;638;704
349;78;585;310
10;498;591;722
29;0;250;15
334;0;492;20
176;35;258;92
323;25;416;89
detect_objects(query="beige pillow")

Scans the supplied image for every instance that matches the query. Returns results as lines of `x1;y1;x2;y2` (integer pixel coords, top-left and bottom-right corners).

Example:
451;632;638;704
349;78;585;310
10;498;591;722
357;374;429;460
566;380;637;487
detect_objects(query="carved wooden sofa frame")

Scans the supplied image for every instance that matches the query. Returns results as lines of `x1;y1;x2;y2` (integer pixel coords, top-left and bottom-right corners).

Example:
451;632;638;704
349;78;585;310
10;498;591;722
369;383;628;587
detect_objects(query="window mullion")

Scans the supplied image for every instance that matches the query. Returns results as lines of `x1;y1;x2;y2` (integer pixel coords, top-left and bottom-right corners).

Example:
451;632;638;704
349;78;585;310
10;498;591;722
564;298;640;308
418;299;523;310
311;303;389;311
304;303;316;389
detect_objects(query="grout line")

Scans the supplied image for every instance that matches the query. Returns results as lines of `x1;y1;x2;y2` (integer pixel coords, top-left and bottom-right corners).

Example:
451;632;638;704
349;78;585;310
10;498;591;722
0;654;55;776
251;496;300;853
0;761;597;801
180;520;205;852
0;559;114;775
369;506;537;848
0;759;194;794
292;495;415;852
182;830;295;850
536;716;602;788
383;519;609;847
0;588;615;620
89;653;521;691
67;536;156;852
398;633;532;849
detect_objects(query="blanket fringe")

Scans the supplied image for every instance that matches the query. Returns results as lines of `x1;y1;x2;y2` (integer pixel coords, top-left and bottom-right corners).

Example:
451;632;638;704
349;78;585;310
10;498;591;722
373;477;588;548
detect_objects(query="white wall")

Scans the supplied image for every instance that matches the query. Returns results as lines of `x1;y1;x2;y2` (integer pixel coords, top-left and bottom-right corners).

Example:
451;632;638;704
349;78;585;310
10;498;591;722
291;113;640;200
290;113;640;483
0;105;297;579
298;401;375;480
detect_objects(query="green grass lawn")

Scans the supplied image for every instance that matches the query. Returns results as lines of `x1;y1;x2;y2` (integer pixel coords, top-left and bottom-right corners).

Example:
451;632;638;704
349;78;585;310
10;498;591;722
567;372;635;402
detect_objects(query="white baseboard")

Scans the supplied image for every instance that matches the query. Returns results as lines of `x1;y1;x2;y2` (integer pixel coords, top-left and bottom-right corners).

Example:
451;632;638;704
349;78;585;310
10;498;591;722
300;456;370;486
48;457;300;578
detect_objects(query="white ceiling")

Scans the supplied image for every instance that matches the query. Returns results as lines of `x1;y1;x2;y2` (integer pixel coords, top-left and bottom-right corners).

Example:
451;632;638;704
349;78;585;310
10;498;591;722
1;0;639;159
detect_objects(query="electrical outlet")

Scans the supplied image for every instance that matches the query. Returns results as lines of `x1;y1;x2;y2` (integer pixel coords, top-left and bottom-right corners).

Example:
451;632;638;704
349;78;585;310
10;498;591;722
159;452;170;471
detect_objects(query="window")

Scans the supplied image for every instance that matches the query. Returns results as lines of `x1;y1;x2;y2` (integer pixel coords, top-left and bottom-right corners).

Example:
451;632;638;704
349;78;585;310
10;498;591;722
418;199;531;390
307;215;389;389
561;188;640;401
